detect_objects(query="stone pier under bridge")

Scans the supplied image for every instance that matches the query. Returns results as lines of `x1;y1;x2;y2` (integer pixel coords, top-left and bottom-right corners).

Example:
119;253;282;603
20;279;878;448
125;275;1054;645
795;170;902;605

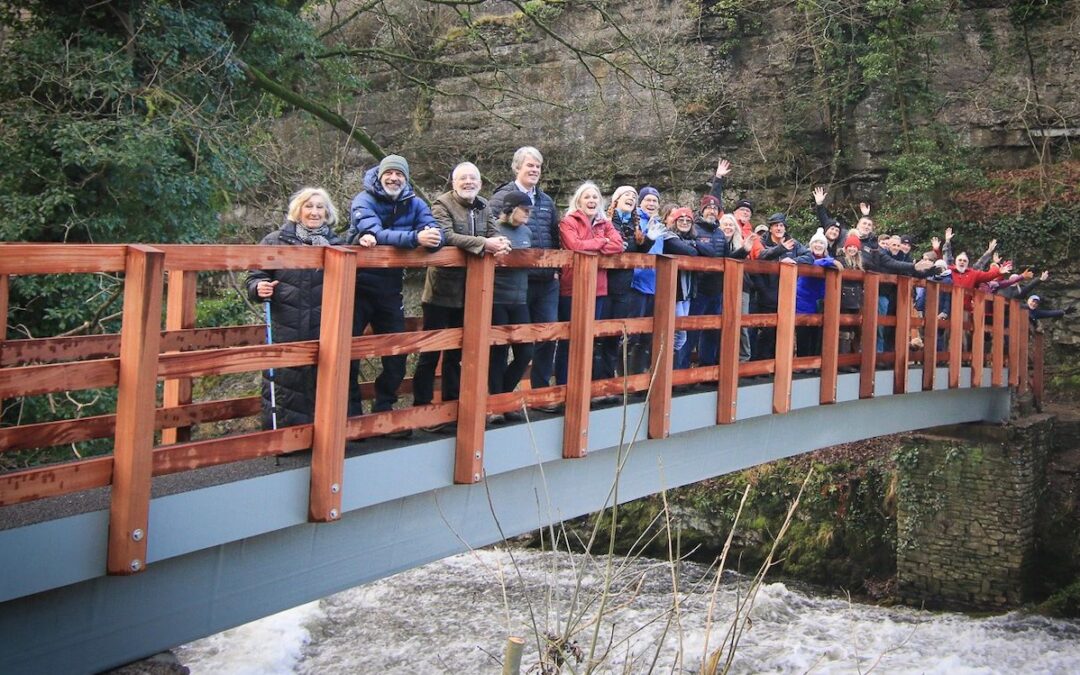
895;416;1054;610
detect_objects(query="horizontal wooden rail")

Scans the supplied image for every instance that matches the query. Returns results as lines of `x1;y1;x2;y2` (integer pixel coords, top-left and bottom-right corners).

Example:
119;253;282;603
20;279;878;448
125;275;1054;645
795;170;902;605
0;243;1032;552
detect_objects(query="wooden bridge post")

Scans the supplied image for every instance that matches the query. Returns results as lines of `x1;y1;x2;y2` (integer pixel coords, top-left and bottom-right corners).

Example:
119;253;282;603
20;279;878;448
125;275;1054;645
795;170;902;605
859;273;880;399
893;277;912;395
455;253;495;482
717;259;743;424
161;270;198;444
948;286;964;389
1017;302;1030;395
107;245;164;575
971;292;987;388
819;267;841;405
773;263;797;414
563;253;599;458
1033;331;1045;407
309;247;356;521
0;273;7;417
922;282;940;391
1008;299;1021;388
649;256;677;439
991;295;1005;387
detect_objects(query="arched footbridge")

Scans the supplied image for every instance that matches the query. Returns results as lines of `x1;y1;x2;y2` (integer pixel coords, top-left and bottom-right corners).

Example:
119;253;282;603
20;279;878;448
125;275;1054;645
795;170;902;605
0;244;1041;673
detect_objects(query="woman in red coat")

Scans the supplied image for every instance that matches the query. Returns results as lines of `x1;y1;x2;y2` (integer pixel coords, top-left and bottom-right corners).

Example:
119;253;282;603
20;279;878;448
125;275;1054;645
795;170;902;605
554;181;624;386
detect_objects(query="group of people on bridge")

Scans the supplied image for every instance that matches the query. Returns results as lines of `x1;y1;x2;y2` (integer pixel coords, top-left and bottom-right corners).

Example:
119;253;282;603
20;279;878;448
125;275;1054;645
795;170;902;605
246;146;1071;436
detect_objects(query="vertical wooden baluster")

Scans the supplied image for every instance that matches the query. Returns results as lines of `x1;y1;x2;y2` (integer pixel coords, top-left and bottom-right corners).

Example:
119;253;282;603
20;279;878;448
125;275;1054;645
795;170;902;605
820;267;841;404
991;295;1005;387
1008;299;1021;388
717;259;743;424
108;245;164;575
455;254;495;482
893;276;912;395
948;286;964;389
562;253;598;458
161;270;197;444
773;263;797;414
1017;302;1030;394
971;292;986;388
0;273;7;417
922;282;940;391
649;256;678;439
859;274;880;399
309;247;356;521
1033;331;1044;407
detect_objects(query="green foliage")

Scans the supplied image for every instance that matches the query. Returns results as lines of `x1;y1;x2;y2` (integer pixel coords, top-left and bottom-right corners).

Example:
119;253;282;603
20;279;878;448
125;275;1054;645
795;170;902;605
1036;579;1080;618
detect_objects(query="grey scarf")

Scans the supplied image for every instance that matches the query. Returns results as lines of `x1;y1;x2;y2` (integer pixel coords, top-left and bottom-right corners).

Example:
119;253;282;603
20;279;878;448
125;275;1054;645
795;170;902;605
293;221;333;247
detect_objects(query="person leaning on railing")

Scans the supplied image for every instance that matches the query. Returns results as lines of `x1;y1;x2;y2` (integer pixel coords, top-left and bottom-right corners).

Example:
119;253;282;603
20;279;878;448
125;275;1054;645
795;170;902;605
413;161;507;422
347;155;443;438
751;212;808;361
600;185;646;380
657;206;710;370
246;187;356;429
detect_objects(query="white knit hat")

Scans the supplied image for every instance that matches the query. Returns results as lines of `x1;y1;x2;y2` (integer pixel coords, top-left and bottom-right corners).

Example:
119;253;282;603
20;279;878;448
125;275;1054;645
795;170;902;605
809;227;829;247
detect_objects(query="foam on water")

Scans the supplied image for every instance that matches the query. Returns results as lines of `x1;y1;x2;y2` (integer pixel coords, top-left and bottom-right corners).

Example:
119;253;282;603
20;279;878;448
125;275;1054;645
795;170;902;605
178;549;1080;673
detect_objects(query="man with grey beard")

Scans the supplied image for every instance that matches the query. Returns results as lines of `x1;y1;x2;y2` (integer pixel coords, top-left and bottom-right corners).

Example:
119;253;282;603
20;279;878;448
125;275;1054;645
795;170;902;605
347;154;443;435
413;162;511;432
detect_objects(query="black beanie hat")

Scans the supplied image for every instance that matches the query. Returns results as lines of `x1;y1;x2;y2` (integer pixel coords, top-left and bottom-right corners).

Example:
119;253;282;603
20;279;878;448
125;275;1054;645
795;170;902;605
501;190;534;214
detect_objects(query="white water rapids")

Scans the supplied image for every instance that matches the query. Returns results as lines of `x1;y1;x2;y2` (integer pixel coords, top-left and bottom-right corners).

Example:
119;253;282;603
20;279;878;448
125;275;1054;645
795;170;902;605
176;548;1080;673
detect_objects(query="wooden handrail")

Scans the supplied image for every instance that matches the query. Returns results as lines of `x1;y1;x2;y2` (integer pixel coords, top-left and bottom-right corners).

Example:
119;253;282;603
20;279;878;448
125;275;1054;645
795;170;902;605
0;242;1037;575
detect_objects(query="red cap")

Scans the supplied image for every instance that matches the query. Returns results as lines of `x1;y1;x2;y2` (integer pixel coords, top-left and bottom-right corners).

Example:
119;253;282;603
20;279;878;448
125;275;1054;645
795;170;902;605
844;233;862;249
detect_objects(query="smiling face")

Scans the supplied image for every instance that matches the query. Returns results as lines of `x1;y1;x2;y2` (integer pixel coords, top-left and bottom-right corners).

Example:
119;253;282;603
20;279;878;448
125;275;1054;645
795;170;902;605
579;187;601;218
734;206;751;224
844;243;860;256
639;194;659;218
615;190;637;212
675;214;693;234
380;168;406;197
514;154;542;190
1027;296;1040;310
769;221;785;241
701;203;719;223
887;236;901;254
825;224;840;241
719;215;737;239
955;252;970;272
299;195;328;229
452;164;481;202
856;217;873;236
810;239;826;256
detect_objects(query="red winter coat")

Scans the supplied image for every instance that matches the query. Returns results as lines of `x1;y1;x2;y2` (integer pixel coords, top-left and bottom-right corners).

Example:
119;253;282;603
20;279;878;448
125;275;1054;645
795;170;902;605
558;210;623;296
950;264;1005;311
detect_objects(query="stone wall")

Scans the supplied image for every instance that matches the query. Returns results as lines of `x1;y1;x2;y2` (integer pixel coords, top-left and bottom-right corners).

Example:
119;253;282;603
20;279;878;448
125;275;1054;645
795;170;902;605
895;417;1054;610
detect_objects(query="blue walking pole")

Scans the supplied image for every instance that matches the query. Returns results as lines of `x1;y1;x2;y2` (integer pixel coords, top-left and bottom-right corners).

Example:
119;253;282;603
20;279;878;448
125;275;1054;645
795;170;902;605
264;301;279;431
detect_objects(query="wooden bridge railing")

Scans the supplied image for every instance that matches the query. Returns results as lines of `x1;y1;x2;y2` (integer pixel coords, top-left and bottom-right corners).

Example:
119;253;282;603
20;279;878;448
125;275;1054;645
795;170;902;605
0;244;1036;574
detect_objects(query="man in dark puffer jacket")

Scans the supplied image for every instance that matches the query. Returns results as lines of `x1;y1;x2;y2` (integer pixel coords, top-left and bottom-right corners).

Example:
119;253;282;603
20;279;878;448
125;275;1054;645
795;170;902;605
347;155;443;426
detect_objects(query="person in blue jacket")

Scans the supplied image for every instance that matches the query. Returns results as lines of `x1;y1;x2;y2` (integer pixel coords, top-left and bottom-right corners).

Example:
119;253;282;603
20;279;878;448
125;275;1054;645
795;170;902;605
794;228;842;357
346;154;443;432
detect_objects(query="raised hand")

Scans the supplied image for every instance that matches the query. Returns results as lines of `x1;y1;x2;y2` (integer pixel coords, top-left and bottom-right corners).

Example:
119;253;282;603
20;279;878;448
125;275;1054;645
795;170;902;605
986;238;998;252
715;158;732;178
1000;261;1014;274
813;187;827;205
931;236;941;249
1022;269;1034;280
992;251;1001;264
859;202;871;217
1040;270;1050;281
944;227;954;242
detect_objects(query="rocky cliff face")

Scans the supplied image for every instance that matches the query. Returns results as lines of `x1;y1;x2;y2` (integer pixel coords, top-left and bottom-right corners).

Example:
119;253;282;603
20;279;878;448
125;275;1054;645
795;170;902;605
342;1;1079;209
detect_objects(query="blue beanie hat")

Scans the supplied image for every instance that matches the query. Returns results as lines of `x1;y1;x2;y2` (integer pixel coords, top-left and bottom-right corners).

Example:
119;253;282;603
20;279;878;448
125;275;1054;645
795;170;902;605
638;186;660;203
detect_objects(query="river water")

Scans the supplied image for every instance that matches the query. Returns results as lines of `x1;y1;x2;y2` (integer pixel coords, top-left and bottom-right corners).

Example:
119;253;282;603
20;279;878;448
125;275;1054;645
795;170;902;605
176;548;1080;673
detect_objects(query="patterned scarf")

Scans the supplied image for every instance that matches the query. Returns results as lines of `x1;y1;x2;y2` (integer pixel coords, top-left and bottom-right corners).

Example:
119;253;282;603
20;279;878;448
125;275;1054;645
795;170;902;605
293;221;333;247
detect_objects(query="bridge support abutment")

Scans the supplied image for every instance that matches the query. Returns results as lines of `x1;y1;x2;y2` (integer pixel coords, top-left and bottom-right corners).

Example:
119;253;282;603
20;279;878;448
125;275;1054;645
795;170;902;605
895;415;1053;610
